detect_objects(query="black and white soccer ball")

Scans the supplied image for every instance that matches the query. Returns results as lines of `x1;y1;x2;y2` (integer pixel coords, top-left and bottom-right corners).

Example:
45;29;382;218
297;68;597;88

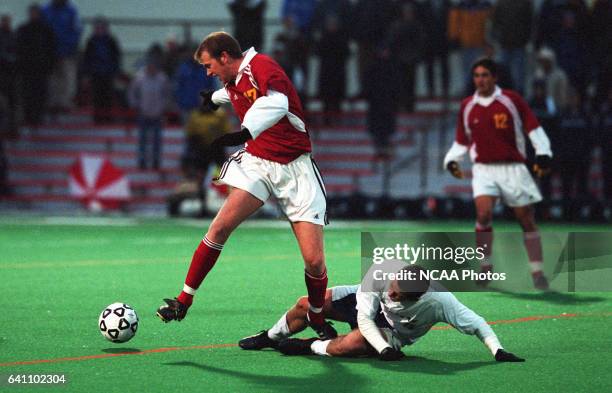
98;303;139;343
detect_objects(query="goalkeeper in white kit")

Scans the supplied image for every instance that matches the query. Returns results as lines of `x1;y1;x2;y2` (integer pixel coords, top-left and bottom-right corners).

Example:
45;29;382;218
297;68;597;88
277;264;524;362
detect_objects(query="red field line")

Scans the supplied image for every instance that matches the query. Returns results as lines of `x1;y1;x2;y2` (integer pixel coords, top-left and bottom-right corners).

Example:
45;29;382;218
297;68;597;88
1;312;609;367
0;344;237;367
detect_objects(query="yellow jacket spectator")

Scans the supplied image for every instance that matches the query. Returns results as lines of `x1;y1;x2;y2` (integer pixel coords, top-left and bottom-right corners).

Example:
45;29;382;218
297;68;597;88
448;0;492;49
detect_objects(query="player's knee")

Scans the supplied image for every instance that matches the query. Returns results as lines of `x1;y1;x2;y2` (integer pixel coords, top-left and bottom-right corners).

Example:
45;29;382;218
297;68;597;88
520;220;537;232
295;296;309;312
206;223;233;244
304;255;326;275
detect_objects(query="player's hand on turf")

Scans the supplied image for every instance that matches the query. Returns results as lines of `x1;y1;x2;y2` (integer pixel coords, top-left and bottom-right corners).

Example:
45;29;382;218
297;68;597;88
379;347;405;361
446;161;464;179
199;90;220;111
533;155;551;178
211;128;252;148
495;349;525;362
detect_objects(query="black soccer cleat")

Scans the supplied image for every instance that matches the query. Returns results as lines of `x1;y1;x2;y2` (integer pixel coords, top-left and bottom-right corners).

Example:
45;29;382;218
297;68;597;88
239;330;279;350
156;298;188;323
278;338;318;356
495;349;525;362
532;272;550;290
310;320;338;340
307;313;338;340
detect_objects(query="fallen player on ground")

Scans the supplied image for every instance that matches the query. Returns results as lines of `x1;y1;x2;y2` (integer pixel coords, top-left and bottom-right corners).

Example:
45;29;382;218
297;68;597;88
241;265;524;362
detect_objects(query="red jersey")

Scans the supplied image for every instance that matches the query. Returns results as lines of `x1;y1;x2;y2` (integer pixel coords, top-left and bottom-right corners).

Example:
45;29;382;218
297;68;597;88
455;87;540;163
224;49;311;164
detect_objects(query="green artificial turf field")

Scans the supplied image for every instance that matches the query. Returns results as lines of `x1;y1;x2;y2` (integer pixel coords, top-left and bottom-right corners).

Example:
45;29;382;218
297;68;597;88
1;216;611;392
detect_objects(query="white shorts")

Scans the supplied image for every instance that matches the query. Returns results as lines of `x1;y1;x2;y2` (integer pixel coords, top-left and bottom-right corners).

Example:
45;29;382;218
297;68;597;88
472;163;542;207
216;150;328;226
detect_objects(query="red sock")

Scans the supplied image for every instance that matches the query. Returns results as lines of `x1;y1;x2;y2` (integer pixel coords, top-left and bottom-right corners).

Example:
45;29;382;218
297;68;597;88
305;269;327;325
476;224;493;266
177;236;224;307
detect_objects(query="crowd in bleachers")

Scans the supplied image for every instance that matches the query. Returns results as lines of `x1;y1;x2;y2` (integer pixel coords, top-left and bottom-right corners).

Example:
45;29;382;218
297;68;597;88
0;0;610;218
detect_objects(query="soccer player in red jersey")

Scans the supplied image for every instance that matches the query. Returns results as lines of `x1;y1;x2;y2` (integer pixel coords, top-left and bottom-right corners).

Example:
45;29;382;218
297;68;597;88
444;58;552;290
157;32;336;339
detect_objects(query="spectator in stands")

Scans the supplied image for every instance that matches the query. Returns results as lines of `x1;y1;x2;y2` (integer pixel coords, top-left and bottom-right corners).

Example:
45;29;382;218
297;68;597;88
313;14;350;123
534;47;570;111
163;34;183;80
590;0;612;107
311;0;353;37
529;79;559;206
448;0;493;94
281;0;316;36
364;47;399;160
385;1;424;112
228;0;266;52
42;0;81;112
82;16;121;124
273;17;309;102
599;87;612;205
181;106;231;205
551;7;589;98
174;47;217;124
556;90;592;218
0;14;16;134
128;58;170;170
15;4;56;127
311;0;352;121
352;0;397;98
280;0;316;98
491;0;533;95
535;0;590;50
418;0;451;99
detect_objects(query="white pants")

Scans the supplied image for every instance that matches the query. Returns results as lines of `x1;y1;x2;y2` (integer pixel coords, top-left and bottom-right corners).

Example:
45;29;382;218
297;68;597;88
472;163;542;207
216;150;328;226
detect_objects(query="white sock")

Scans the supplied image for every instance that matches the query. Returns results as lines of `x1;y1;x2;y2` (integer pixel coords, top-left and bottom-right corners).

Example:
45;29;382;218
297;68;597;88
267;313;291;341
484;335;503;356
529;261;543;273
310;339;331;356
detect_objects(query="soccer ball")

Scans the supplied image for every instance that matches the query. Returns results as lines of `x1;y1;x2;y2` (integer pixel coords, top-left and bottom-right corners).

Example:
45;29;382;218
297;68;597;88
98;303;139;343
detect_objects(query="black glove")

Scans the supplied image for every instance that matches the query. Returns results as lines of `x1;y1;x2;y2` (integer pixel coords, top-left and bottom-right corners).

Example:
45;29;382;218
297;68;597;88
211;128;252;148
199;90;219;111
533;155;551;178
446;161;464;179
495;349;525;362
379;347;405;361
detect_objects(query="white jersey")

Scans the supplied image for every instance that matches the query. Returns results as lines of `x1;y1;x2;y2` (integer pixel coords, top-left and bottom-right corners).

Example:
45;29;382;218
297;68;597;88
356;284;495;347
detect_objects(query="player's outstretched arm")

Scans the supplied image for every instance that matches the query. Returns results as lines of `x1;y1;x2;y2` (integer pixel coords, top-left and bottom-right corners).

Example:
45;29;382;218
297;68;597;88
495;349;525;362
443;141;468;177
441;293;524;362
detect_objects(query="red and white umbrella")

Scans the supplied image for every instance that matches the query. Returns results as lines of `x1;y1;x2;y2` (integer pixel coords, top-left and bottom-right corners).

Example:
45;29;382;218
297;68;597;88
68;154;131;210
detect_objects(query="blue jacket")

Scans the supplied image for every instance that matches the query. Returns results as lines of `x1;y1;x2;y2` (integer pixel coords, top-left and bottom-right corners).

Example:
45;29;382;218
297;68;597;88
174;60;217;111
42;2;82;57
83;35;121;76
